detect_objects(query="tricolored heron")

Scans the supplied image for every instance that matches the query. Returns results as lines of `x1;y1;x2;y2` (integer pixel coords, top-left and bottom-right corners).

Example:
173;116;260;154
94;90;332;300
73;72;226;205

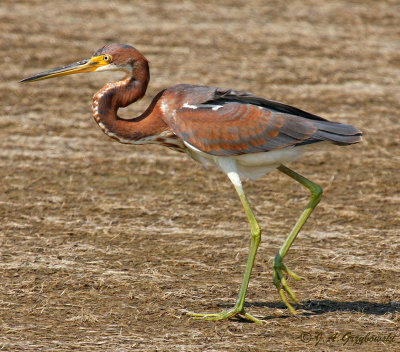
20;43;362;324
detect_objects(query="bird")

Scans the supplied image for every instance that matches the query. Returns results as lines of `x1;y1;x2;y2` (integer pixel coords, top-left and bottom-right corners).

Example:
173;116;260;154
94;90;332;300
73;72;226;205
20;43;362;324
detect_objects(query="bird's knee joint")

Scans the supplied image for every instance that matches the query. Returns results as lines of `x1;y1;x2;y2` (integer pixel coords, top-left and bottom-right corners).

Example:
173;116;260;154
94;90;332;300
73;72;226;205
251;226;261;239
311;185;323;200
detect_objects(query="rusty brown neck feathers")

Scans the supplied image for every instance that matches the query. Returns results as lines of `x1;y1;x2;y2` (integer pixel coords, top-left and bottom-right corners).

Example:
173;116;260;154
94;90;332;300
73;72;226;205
91;59;167;144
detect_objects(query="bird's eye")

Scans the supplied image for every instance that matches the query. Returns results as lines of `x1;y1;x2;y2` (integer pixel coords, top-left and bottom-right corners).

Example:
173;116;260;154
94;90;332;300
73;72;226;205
103;55;111;62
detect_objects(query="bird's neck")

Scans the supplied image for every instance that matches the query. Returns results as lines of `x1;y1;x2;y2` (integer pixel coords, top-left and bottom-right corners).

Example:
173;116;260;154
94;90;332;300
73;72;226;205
91;60;168;143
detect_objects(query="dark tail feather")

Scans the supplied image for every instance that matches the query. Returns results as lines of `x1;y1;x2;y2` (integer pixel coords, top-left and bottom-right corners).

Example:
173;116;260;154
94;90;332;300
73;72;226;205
313;121;362;145
314;130;362;145
295;120;362;146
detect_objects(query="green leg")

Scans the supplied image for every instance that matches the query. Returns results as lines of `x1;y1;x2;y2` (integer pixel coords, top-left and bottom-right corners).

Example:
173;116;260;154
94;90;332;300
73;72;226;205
187;172;263;324
273;164;323;314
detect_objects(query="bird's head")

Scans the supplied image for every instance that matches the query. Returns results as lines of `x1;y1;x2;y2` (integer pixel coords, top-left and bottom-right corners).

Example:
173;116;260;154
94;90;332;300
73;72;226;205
20;43;147;83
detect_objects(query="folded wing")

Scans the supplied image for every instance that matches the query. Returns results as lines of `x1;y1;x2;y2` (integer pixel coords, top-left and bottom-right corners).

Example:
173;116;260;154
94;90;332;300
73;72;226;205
163;86;362;156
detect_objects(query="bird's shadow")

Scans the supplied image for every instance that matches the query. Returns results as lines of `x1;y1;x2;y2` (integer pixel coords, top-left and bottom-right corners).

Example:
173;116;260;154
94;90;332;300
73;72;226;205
217;300;400;321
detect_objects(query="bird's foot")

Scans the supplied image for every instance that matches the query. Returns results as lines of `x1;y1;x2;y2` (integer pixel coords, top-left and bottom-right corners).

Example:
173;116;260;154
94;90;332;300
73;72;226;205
186;306;263;324
273;253;303;315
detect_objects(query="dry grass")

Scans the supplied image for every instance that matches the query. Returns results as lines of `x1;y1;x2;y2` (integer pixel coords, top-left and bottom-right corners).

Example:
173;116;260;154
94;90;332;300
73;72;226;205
1;0;399;351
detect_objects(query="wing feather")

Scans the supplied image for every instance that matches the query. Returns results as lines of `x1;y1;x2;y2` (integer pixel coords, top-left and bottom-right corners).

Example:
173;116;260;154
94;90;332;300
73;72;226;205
161;85;362;156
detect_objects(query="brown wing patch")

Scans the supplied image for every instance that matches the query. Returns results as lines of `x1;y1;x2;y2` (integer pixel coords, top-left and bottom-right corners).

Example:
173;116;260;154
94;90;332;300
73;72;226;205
163;101;317;156
267;129;279;138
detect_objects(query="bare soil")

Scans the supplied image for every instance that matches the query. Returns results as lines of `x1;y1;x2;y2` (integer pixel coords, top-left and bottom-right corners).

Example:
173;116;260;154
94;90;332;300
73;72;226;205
1;1;399;351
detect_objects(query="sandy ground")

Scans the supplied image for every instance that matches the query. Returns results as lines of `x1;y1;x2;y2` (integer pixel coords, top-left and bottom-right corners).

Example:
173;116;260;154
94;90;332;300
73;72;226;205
1;0;399;351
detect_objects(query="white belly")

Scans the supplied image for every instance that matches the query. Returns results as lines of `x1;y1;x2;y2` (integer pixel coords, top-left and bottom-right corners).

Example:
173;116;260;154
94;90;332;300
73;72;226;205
183;142;308;180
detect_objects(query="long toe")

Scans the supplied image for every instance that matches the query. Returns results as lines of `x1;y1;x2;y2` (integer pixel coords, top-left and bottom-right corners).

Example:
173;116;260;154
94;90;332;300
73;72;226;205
186;308;263;324
273;260;302;314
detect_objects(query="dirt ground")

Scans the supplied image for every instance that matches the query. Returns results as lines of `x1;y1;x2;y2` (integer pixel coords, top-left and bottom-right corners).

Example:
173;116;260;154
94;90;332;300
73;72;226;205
1;0;399;351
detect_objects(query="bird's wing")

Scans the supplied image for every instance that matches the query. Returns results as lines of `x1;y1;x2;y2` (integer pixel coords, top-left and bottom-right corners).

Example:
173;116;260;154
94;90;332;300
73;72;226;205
163;86;362;156
211;88;329;122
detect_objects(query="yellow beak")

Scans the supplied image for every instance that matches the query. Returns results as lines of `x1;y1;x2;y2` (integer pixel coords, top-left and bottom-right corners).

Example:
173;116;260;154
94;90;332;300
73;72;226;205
19;55;109;83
